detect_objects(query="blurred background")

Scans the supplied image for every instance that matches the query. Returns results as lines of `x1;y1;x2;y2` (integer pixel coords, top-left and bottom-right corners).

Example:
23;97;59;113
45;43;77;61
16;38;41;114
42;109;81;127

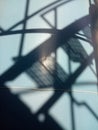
0;0;98;130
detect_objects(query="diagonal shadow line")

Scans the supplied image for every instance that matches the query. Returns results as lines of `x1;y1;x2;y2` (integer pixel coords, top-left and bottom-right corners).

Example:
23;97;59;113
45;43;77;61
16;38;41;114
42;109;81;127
18;0;30;58
36;52;94;114
41;15;55;28
41;4;57;29
0;15;90;85
0;0;73;32
71;95;98;121
41;5;58;29
0;28;59;36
